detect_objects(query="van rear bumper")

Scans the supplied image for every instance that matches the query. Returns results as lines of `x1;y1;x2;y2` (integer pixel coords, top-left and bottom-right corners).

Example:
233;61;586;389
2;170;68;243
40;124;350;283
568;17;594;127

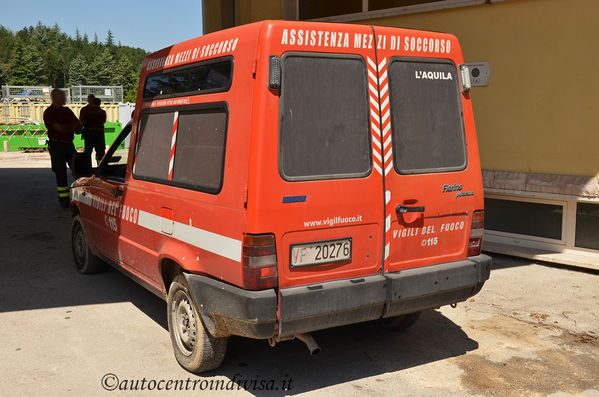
185;254;491;339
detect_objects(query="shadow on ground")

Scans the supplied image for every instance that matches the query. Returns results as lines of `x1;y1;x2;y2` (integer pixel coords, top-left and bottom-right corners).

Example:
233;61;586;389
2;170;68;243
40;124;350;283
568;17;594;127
0;167;480;395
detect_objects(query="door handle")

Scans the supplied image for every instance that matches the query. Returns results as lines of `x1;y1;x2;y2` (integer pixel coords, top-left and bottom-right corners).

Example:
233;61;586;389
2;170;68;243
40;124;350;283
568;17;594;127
396;204;425;214
111;188;122;197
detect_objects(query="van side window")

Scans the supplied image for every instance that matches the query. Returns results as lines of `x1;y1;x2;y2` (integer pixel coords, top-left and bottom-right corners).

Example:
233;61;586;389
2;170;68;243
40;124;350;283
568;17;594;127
143;59;233;100
279;54;371;181
388;59;467;174
133;112;174;180
172;107;228;193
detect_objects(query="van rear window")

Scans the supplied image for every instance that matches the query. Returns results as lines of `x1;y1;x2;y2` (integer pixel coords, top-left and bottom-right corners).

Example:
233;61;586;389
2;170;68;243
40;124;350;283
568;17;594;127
172;108;228;193
279;54;371;181
388;59;466;174
143;59;232;100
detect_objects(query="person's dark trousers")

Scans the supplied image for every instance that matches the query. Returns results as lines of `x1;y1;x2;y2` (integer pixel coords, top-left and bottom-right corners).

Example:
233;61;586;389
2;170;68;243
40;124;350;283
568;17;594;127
48;140;76;207
83;128;106;163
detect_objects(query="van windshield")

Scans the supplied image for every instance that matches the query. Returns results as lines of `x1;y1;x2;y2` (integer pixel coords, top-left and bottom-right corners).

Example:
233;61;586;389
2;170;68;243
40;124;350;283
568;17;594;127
279;54;371;181
388;59;466;174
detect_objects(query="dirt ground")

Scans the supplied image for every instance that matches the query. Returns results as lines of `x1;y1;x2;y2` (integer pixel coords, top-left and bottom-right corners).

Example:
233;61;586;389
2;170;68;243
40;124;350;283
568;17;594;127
0;154;597;396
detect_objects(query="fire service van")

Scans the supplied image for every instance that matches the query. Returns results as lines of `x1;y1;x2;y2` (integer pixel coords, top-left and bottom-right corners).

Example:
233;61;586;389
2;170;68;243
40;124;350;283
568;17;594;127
70;20;491;373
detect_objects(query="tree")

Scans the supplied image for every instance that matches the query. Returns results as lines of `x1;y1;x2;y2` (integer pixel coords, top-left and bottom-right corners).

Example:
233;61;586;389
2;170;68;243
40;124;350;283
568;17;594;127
89;48;117;85
22;44;46;84
105;30;115;47
7;40;29;85
115;56;139;102
0;22;147;102
68;54;87;85
0;26;14;86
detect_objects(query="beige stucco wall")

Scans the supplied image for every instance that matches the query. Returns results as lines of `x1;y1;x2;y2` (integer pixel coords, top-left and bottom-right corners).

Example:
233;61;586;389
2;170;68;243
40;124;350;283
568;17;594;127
356;0;599;177
203;0;599;178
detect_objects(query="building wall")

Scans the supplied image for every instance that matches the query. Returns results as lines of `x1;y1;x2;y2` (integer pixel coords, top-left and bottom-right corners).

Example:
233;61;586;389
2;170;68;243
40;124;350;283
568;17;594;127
236;0;281;26
203;0;282;34
203;0;599;178
354;0;599;178
203;0;224;35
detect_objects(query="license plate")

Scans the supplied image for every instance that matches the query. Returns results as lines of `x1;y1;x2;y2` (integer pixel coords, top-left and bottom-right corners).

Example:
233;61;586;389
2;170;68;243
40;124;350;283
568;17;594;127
290;238;352;268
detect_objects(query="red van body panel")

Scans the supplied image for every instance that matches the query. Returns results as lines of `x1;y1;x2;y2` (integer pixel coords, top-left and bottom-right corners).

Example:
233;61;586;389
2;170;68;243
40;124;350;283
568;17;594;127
247;21;384;288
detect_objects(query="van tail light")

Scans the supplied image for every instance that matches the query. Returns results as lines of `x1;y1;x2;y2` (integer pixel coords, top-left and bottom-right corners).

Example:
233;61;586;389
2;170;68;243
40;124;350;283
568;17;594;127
242;234;278;290
468;211;484;257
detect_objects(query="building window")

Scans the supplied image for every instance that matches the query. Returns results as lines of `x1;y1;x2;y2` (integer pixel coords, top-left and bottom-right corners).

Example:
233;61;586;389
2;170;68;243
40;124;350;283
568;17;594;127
299;0;363;20
575;203;599;250
484;198;563;240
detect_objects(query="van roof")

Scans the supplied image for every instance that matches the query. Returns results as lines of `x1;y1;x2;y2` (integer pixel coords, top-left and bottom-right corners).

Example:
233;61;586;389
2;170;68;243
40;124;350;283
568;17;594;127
141;20;459;76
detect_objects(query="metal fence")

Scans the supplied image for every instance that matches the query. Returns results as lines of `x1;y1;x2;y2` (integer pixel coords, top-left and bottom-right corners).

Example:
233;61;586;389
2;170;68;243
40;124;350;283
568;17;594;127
0;103;122;124
1;85;71;102
70;85;124;103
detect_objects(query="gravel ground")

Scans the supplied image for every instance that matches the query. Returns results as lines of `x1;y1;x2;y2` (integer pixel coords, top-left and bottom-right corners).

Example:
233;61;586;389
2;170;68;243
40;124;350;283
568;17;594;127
0;156;597;396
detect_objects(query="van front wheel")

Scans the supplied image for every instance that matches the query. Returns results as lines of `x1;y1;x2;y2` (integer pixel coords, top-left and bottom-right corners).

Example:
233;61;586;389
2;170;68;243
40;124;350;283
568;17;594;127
167;274;227;373
71;215;105;274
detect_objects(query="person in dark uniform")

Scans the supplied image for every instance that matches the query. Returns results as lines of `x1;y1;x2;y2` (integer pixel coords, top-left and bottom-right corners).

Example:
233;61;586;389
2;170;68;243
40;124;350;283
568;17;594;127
43;89;80;208
79;94;95;121
80;97;107;164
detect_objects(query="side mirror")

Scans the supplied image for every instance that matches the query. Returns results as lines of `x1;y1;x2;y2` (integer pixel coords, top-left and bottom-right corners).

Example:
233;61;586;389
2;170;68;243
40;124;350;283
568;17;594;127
72;152;93;179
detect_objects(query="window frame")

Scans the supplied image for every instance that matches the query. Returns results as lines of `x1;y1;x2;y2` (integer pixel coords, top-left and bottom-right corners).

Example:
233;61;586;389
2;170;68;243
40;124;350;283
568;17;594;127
483;193;568;245
387;56;468;175
278;51;373;182
132;102;229;195
142;56;234;101
574;202;599;251
299;0;511;23
95;122;132;183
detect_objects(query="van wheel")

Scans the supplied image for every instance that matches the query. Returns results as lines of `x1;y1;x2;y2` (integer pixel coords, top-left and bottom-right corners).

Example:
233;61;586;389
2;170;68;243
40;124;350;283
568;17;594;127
167;274;227;373
380;311;422;331
71;215;105;274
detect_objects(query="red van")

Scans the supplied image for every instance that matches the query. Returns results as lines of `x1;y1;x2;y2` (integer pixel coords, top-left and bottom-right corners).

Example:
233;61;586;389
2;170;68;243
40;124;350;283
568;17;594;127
70;20;491;373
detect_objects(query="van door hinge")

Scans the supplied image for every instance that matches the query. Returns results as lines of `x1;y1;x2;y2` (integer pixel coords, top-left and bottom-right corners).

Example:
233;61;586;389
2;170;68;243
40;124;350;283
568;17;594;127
244;188;248;209
252;60;257;78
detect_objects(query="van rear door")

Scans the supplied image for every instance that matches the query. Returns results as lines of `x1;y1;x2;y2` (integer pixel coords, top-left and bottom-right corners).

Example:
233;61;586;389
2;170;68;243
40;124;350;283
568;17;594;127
372;27;483;273
249;23;384;289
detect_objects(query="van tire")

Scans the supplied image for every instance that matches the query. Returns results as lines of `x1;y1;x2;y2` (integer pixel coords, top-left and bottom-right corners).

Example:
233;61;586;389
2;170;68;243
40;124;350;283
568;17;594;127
380;311;422;331
71;215;105;274
167;274;228;373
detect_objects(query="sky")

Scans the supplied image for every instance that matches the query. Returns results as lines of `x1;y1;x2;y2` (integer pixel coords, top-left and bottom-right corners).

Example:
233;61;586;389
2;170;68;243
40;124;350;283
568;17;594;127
1;0;204;52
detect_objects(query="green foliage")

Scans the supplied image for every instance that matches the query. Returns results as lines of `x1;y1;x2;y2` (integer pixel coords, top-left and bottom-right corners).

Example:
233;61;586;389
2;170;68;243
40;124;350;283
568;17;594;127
105;30;115;47
68;54;86;86
0;23;148;101
7;40;28;85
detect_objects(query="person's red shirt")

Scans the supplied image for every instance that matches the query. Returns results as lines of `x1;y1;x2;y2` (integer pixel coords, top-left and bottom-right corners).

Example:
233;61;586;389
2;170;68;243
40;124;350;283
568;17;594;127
43;105;78;142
